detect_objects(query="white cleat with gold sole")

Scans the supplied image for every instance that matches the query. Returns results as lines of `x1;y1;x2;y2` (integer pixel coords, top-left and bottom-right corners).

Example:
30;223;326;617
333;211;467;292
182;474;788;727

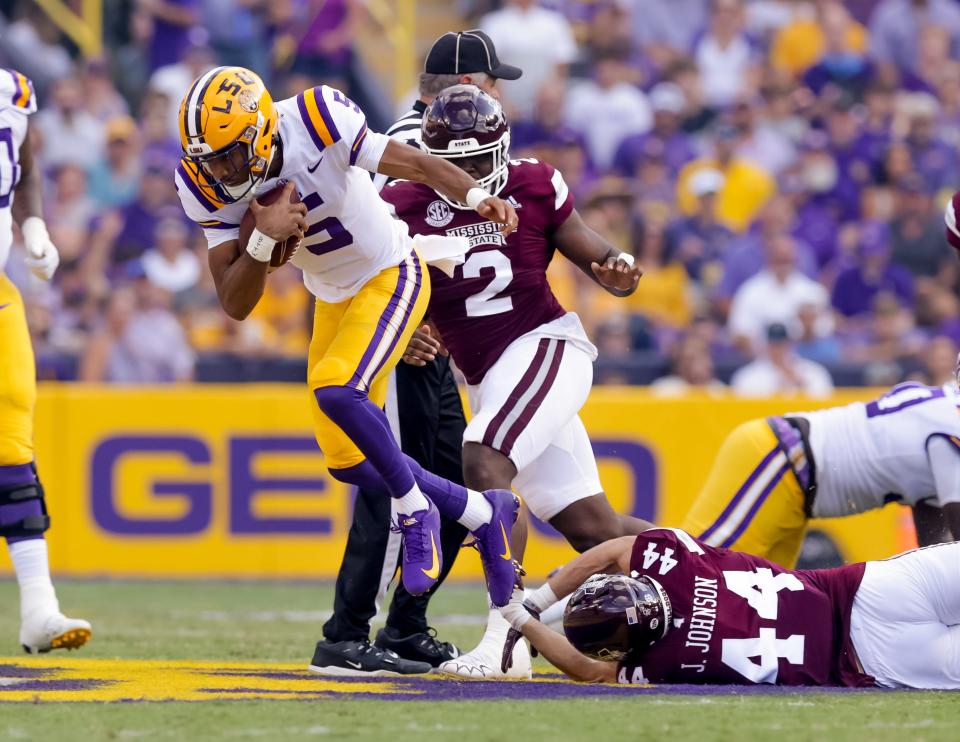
21;613;92;654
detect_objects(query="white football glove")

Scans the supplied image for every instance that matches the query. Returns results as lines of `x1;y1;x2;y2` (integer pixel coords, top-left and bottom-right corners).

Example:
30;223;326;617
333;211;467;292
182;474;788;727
22;217;60;281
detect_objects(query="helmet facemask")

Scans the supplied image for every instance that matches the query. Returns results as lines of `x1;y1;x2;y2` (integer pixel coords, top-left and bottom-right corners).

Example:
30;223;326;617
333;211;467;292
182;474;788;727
184;118;274;204
424;130;511;208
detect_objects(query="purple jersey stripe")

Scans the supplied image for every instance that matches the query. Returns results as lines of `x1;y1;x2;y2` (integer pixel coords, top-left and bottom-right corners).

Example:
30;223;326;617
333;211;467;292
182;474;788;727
365;254;423;385
200;220;238;230
499;340;566;456
698;444;782;543
720;462;790;548
0;462;35;487
349;124;368;166
296;93;328;152
177;165;218;213
7;69;18;106
313;88;341;144
348;260;411;390
481;338;552;450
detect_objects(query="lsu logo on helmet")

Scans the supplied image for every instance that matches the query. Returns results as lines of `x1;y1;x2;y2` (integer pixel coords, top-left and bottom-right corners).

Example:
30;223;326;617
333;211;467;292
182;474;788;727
178;66;278;205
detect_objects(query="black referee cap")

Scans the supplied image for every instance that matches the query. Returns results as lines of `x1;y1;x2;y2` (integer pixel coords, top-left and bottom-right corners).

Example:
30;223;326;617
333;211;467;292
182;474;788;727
424;30;522;80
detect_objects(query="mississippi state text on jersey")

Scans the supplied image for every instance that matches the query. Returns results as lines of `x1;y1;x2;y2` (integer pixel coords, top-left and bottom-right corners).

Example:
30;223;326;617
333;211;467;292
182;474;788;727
382;158;573;384
800;382;960;516
616;528;872;687
176;84;410;303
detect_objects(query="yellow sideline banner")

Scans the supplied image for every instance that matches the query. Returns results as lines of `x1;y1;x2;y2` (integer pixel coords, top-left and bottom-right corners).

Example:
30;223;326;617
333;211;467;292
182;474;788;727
0;385;914;581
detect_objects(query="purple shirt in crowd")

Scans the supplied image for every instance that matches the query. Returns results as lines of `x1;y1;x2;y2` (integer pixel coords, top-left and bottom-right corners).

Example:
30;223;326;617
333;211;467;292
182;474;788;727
831;262;915;317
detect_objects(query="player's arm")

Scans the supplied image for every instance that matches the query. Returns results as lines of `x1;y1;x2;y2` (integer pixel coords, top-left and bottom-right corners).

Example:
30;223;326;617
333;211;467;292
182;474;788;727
502;535;643;682
554;209;642;297
376;139;518;235
208;181;307;321
512;610;618;683
12;131;58;280
925;435;960;542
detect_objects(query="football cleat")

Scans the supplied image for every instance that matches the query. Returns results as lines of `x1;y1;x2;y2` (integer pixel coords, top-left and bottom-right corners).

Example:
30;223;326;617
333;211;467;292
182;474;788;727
308;639;432;677
396;501;443;597
374;626;460;668
470;489;519;607
21;613;92;654
438;610;531;680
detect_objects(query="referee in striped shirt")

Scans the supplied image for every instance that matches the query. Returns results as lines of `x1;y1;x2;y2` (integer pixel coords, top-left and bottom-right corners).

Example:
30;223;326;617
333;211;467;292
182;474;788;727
310;31;522;676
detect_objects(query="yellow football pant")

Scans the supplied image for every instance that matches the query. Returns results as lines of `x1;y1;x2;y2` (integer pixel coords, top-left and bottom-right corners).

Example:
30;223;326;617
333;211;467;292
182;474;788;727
307;249;430;469
0;273;35;466
681;418;808;568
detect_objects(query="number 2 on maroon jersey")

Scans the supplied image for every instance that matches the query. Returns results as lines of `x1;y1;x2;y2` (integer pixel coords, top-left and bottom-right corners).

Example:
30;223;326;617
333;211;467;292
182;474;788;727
463;249;514;317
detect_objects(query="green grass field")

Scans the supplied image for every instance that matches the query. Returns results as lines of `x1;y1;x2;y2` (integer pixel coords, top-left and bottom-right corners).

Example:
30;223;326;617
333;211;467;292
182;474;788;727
0;580;958;741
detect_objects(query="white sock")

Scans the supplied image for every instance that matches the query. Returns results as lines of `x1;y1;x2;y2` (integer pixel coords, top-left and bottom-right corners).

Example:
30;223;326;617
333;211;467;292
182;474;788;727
9;539;58;620
393;485;430;516
458;489;494;531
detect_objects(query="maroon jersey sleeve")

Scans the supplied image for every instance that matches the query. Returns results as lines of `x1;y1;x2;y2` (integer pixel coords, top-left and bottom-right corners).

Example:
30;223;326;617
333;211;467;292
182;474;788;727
615;529;872;687
381;160;573;384
945;191;960;252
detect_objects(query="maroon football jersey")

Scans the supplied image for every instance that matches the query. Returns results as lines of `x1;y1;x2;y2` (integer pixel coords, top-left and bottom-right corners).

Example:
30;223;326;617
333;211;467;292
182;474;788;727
616;529;873;687
381;159;573;384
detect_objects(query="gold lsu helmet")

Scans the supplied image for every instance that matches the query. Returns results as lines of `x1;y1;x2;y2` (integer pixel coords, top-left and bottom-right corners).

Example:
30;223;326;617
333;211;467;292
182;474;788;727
178;66;278;204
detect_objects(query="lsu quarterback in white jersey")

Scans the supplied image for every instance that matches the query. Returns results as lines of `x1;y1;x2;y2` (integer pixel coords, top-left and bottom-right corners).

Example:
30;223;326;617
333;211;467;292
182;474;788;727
682;380;960;568
0;68;91;653
174;66;523;623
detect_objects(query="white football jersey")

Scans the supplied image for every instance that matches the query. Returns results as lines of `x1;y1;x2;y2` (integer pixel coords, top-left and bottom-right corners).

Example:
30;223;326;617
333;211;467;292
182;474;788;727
797;383;960;517
176;84;411;303
0;69;36;273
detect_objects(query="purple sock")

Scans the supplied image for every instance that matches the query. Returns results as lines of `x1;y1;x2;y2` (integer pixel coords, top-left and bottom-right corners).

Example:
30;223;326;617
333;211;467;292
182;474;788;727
314;385;416;498
0;463;45;545
330;458;469;522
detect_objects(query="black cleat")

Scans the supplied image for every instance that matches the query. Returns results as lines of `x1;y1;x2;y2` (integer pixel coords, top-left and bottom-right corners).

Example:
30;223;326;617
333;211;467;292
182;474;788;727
374;626;461;668
307;639;432;677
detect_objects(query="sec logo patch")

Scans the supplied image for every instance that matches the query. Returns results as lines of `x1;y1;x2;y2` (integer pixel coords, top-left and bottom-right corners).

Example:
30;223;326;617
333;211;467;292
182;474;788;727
426;200;454;228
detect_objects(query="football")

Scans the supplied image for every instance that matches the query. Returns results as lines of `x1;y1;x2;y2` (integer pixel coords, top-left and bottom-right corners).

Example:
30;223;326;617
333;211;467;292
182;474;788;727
238;183;302;273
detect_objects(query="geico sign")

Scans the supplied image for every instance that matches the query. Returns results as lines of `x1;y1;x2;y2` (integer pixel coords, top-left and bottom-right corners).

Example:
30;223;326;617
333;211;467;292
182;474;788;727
89;435;657;536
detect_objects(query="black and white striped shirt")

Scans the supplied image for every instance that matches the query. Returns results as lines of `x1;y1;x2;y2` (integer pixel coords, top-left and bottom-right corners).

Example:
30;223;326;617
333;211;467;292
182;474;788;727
374;99;428;191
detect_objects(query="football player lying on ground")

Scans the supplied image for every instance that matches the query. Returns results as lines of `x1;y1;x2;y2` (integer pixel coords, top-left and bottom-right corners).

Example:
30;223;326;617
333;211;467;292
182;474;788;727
382;85;646;679
500;527;960;689
681;369;960;568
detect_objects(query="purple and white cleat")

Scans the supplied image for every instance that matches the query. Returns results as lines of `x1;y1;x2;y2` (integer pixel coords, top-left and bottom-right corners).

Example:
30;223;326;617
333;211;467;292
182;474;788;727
397;501;443;597
471;489;519;607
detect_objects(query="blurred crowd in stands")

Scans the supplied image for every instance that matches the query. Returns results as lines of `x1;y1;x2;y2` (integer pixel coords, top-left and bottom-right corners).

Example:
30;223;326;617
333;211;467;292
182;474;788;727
3;0;960;395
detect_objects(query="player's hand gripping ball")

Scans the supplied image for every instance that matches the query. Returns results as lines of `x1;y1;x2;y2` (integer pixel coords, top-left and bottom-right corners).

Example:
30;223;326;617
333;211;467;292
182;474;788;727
240;181;305;272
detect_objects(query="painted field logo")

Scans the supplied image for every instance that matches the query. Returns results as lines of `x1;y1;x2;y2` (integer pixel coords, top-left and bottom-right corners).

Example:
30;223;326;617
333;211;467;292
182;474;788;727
0;658;658;702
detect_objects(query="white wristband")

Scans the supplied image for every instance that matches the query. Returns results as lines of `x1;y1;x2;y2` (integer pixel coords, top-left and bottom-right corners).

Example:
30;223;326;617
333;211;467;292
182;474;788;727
526;583;559;613
466;187;491;212
246;228;277;263
21;216;49;251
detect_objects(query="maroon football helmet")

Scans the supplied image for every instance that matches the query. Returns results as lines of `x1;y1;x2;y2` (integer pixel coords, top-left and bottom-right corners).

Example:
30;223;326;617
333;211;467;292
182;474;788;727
421;84;511;202
563;573;673;662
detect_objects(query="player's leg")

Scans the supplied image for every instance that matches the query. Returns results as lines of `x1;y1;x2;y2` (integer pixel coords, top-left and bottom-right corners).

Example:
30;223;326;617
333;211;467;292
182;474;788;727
442;340;596;680
308;252;514;602
377;359;467;666
461;335;595;556
680;419;808;568
0;274;89;653
310;483;431;676
850;543;960;688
